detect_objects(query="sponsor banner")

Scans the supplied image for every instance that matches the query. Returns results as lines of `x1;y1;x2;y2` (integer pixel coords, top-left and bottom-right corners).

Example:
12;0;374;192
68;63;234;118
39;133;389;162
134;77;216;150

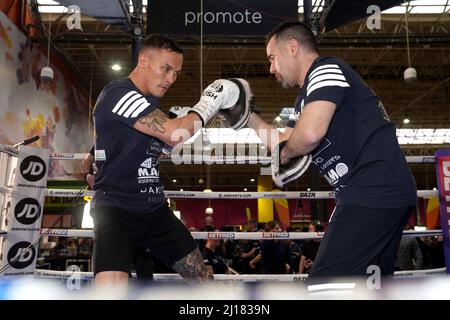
435;149;450;273
147;0;298;36
46;188;94;198
164;191;334;199
1;230;40;276
1;146;49;276
50;152;86;160
8;193;45;231
262;232;289;239
40;228;68;236
206;232;235;240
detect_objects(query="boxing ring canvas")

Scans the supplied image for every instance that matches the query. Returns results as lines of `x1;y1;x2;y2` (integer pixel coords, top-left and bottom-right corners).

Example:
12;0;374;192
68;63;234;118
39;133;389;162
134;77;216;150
0;11;91;180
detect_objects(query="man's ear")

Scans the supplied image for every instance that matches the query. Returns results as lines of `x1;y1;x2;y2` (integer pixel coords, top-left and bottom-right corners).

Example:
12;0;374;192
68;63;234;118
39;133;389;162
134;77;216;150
137;54;148;69
288;38;299;56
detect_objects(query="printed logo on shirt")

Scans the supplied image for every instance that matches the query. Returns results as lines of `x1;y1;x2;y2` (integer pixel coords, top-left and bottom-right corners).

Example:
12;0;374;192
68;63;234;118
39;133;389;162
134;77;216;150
137;157;159;183
146;140;163;156
112;91;151;118
95;149;106;161
314;155;341;171
324;162;349;185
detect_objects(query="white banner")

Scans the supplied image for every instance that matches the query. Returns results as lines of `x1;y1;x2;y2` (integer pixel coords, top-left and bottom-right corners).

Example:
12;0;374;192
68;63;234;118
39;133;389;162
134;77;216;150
1;146;49;277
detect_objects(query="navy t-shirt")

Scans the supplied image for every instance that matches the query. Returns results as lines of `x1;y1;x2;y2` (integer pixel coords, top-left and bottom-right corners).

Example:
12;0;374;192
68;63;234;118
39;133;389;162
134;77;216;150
92;78;166;213
290;56;417;208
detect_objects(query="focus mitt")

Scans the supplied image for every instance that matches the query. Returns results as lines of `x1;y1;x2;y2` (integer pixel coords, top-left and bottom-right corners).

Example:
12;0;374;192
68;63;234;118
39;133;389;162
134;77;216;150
218;78;254;130
271;141;312;188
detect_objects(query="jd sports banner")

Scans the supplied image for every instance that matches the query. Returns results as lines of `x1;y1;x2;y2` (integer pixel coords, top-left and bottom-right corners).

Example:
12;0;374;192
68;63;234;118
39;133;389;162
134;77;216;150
147;0;298;36
0;146;49;277
435;149;450;273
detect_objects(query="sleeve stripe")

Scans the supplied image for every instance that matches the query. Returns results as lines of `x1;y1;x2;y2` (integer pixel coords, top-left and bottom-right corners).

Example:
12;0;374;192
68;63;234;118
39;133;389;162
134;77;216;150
307;74;348;92
309;64;341;79
115;93;142;116
123;98;148;117
111;91;138;113
307;81;350;97
131;102;151;118
309;68;342;80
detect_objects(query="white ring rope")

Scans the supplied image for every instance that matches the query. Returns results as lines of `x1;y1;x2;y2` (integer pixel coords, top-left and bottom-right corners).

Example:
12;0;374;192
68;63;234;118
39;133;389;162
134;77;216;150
36;229;444;240
43;188;438;199
0;145;439;164
34;267;447;282
48;154;440;164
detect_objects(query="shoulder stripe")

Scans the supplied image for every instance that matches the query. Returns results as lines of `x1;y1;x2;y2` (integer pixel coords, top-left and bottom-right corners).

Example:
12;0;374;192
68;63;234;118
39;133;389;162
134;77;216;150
111;91;138;113
131;102;151;118
309;64;341;79
123;98;147;117
307;74;348;92
115;93;142;116
309;68;342;80
307;80;350;97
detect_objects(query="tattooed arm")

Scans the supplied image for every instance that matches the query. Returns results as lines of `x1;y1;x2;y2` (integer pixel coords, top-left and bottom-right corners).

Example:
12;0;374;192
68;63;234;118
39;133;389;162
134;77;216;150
171;248;212;283
133;109;202;147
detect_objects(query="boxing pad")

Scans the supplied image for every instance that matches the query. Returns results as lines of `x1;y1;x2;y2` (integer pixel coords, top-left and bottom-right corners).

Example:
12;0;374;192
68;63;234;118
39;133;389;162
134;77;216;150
218;78;254;130
189;79;240;126
271;141;312;188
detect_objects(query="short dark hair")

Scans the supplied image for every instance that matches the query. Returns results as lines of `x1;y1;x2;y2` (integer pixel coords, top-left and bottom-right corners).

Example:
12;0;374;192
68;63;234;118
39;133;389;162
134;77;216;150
141;33;183;54
266;21;318;53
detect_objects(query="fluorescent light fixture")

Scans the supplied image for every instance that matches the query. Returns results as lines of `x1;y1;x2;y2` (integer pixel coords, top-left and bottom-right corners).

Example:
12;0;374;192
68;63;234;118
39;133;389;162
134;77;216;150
111;64;122;71
297;0;450;14
396;129;450;144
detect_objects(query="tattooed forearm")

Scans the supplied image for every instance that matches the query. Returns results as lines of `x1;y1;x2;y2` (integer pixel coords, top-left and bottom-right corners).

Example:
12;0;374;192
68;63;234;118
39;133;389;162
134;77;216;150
172;248;212;283
138;109;168;133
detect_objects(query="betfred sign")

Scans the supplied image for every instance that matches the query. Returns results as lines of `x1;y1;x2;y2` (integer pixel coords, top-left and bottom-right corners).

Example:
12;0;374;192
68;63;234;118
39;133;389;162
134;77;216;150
147;0;298;36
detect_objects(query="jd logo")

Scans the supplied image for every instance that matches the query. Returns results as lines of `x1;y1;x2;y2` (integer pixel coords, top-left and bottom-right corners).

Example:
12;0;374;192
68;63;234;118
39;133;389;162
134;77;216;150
7;241;36;269
20;156;46;181
15;198;41;224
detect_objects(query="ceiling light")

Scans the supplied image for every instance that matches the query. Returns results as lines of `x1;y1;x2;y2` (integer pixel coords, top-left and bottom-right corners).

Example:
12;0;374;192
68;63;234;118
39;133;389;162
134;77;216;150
111;64;121;71
250;178;255;182
403;118;410;124
172;179;177;183
243;188;247;191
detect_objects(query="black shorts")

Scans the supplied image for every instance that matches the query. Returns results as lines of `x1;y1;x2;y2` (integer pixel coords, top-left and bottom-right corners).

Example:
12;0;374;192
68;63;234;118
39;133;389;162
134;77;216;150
91;204;197;275
308;204;414;280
